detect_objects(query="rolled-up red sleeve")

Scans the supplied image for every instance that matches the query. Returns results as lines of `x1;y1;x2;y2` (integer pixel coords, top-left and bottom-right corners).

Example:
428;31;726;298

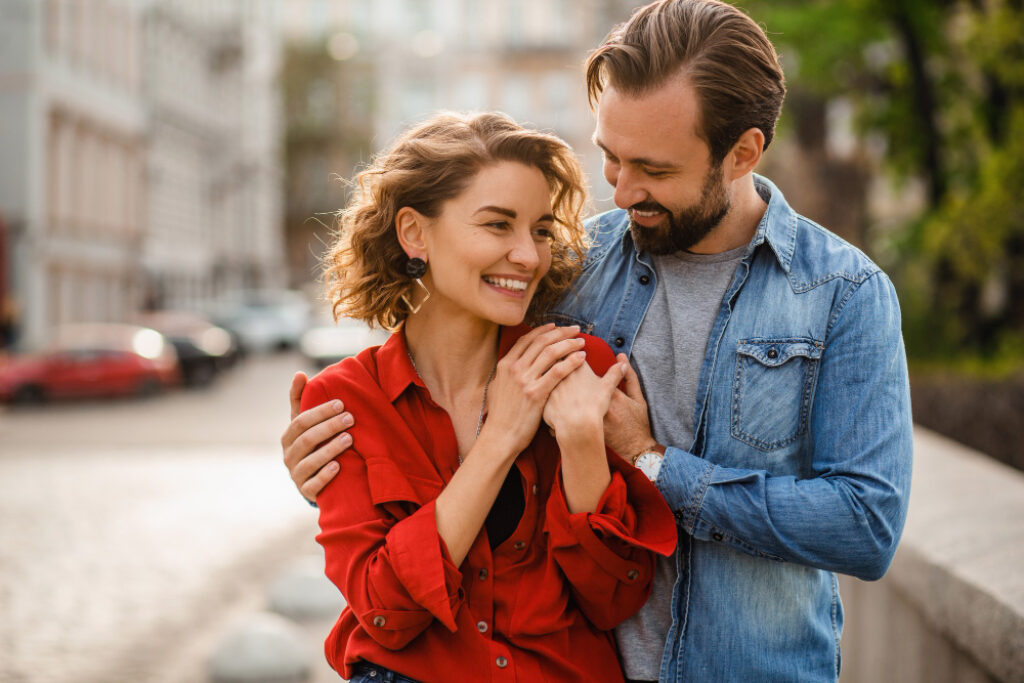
545;452;676;630
305;381;465;651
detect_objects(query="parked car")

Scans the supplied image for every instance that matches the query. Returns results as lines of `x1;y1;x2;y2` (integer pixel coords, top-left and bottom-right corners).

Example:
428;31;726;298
0;324;179;403
208;290;311;353
299;316;390;368
134;311;238;386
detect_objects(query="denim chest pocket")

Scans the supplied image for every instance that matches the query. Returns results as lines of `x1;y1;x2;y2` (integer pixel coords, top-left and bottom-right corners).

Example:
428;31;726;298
731;338;823;452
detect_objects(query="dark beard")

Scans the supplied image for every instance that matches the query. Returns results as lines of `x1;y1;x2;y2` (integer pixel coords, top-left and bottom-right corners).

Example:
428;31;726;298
629;163;730;255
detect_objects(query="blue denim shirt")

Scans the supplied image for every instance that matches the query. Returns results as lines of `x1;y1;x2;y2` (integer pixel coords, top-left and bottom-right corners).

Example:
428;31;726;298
541;176;913;681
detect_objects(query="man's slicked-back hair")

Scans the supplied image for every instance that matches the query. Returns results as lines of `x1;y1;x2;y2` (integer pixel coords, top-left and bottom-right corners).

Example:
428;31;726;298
585;0;786;163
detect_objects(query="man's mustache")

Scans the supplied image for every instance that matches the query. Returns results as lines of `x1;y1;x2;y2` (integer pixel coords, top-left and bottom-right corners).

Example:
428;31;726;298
630;201;668;214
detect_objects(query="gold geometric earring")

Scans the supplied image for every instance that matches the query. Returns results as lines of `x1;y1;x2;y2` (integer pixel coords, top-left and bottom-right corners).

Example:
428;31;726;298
401;257;431;314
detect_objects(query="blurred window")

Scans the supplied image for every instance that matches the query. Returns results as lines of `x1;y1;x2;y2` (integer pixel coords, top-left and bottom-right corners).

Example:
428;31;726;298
543;72;572;134
501;74;530;122
454;73;487;111
505;0;523;46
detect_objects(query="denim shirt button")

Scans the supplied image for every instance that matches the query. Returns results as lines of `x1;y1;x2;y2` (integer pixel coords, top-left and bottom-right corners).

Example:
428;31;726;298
712;532;724;542
614;337;625;347
767;347;778;359
639;274;650;285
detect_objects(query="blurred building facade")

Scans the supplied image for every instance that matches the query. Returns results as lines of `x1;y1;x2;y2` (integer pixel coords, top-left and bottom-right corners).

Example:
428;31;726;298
0;0;285;350
278;0;638;291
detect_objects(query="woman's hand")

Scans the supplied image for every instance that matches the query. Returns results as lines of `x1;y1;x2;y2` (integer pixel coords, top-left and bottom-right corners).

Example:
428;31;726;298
543;357;628;442
543;355;628;513
478;324;588;459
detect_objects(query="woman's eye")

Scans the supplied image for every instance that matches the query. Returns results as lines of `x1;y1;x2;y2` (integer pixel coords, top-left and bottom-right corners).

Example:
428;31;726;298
533;227;553;240
486;221;509;230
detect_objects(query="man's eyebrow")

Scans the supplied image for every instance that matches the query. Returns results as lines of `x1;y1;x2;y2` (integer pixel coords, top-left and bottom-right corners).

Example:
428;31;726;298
474;205;555;222
592;136;676;169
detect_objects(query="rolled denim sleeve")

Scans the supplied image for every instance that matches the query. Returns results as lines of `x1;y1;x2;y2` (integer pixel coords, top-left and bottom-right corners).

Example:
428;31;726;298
656;272;913;581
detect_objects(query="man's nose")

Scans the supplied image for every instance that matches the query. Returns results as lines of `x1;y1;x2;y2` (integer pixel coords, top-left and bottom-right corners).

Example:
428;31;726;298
612;168;647;209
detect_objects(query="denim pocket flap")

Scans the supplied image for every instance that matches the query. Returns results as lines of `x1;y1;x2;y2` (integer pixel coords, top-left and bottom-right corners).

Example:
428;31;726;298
736;339;823;368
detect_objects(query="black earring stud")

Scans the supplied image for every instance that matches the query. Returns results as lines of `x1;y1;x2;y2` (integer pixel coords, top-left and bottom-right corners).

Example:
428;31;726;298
405;257;427;279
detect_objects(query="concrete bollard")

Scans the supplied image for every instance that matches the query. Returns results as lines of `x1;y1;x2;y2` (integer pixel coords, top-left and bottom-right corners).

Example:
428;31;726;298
208;611;312;683
267;555;345;621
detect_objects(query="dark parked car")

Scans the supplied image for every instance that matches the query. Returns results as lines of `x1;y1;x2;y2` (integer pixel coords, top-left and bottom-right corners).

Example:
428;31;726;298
135;311;238;386
0;324;179;403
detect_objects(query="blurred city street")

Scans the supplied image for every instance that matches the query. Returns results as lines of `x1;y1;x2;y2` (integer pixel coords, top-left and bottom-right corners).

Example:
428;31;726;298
0;352;336;683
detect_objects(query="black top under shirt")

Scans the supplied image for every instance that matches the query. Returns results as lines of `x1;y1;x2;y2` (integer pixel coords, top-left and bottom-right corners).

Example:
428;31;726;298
485;465;525;548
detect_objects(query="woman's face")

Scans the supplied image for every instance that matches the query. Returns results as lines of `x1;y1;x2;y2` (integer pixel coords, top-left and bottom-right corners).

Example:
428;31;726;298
419;161;555;327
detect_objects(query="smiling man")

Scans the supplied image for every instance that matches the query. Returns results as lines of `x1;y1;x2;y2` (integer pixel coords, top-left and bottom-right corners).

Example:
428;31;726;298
281;1;913;680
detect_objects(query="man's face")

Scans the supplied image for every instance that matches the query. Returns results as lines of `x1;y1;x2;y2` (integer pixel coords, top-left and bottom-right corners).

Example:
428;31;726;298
594;78;731;254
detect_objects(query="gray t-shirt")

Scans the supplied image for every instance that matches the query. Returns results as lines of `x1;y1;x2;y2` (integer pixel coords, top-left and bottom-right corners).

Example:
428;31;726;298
615;245;745;680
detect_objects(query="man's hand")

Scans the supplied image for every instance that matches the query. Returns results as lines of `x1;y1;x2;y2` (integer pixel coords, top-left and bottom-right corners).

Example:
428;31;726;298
281;372;351;503
603;354;656;462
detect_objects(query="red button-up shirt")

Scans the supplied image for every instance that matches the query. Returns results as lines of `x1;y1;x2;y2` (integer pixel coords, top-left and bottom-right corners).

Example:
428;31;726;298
302;325;676;682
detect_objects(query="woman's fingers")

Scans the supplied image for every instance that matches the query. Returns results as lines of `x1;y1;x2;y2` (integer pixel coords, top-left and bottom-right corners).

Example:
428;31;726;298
513;324;580;369
532;350;587;397
502;322;557;363
526;336;586;377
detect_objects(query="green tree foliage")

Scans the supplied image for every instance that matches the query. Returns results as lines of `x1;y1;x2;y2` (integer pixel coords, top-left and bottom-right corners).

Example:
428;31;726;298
743;0;1024;365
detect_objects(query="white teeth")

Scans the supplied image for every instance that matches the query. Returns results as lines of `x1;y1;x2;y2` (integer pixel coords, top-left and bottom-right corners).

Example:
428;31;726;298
633;209;661;217
484;276;527;291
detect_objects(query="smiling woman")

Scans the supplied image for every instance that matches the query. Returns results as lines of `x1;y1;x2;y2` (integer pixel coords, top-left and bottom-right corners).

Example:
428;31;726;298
324;111;588;332
300;111;676;682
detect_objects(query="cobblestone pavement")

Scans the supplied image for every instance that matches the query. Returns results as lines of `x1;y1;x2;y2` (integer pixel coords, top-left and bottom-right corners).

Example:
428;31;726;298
0;353;339;683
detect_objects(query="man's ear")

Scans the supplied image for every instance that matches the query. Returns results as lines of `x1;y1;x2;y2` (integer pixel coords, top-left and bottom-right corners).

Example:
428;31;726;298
724;127;765;181
395;206;428;258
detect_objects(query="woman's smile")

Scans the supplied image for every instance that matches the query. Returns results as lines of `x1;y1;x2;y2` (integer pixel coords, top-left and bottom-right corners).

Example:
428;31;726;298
482;274;531;297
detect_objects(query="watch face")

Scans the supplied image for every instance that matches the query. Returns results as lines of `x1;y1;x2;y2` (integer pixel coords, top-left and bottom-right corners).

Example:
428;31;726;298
636;452;662;480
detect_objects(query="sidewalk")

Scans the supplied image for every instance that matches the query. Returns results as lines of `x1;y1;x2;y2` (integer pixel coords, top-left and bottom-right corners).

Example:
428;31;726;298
0;446;335;683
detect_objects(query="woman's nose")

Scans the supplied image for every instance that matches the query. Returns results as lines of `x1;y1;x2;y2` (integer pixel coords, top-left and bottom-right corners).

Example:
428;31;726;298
508;230;540;270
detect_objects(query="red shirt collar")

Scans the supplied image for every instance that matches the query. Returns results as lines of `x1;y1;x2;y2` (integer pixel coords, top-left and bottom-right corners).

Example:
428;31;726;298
376;323;532;403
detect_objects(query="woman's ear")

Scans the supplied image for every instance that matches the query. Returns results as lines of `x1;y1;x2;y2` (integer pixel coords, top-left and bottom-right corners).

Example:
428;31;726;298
395;207;428;259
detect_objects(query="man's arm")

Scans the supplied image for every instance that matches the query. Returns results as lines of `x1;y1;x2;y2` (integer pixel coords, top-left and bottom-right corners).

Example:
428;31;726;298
281;372;351;502
606;273;913;581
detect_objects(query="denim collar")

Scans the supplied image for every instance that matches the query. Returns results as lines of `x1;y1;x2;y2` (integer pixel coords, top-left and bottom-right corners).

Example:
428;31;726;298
617;173;797;275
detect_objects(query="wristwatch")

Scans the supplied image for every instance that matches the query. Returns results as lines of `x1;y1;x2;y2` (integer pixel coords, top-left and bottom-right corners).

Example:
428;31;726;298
633;446;665;482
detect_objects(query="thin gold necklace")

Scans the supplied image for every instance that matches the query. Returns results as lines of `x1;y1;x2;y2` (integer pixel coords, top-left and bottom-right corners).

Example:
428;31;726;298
406;349;497;462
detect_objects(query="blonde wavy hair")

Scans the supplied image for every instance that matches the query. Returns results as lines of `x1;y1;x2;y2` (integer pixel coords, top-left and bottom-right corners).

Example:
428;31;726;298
324;111;589;331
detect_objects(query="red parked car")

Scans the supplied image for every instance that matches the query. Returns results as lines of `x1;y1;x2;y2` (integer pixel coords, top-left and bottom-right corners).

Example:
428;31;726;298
0;324;180;403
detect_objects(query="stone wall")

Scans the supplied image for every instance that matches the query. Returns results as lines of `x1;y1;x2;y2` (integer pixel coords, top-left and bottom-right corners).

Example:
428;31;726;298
839;428;1024;683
